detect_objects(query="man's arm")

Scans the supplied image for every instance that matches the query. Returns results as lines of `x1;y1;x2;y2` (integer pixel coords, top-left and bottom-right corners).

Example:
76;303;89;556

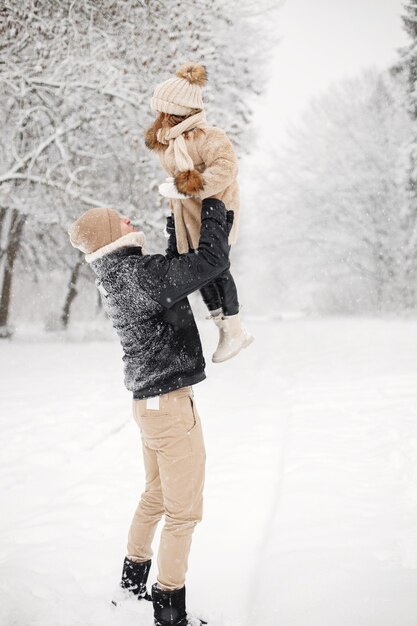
143;198;232;308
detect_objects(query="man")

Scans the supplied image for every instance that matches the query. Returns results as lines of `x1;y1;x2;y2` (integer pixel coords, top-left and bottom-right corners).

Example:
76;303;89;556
68;198;233;626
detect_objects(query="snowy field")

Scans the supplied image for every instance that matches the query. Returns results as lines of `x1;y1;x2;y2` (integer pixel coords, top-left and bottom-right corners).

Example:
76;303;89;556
1;318;417;626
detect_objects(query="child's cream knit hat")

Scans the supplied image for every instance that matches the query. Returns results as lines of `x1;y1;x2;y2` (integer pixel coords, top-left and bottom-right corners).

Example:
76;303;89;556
151;63;207;115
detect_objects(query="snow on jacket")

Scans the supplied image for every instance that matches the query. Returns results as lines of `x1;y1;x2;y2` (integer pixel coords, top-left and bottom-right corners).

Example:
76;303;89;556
146;123;239;253
86;199;232;399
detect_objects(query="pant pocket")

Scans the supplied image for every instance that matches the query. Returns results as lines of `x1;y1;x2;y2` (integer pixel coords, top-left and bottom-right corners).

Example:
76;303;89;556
182;395;199;434
186;396;205;458
132;399;170;437
191;396;201;429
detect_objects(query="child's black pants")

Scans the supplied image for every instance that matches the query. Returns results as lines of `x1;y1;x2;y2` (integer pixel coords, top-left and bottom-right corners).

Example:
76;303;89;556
200;269;239;317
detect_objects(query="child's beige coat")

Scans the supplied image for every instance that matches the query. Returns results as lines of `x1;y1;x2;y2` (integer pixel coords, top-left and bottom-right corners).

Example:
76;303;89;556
146;124;239;253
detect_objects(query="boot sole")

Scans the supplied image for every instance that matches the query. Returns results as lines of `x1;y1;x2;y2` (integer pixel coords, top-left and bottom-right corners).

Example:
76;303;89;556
212;335;254;363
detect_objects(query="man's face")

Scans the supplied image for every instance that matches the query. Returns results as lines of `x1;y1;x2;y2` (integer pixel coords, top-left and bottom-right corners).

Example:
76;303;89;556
120;216;137;237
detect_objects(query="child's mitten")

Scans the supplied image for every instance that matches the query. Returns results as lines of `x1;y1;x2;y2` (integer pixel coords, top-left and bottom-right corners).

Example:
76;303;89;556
158;177;191;200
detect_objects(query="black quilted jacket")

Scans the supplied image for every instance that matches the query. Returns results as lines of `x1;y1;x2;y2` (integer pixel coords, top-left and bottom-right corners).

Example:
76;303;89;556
89;199;231;399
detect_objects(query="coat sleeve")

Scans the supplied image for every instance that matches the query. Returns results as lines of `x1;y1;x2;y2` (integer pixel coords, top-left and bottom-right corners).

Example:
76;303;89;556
196;128;238;199
143;199;231;308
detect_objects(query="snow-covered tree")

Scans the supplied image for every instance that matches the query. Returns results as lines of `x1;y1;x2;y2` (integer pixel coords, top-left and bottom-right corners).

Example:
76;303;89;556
244;70;412;314
391;0;417;308
0;0;279;336
399;0;417;118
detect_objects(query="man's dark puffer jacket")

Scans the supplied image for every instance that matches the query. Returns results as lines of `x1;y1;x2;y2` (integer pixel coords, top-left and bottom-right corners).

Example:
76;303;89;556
88;199;232;399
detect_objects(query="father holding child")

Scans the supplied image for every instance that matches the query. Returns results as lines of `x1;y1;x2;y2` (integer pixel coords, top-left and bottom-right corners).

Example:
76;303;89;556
68;198;233;626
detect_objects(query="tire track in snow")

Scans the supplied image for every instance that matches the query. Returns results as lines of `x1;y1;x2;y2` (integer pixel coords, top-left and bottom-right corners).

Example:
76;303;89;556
244;381;293;625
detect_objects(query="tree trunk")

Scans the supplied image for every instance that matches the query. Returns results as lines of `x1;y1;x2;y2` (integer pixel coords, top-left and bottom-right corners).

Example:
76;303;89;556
60;258;83;330
0;208;26;338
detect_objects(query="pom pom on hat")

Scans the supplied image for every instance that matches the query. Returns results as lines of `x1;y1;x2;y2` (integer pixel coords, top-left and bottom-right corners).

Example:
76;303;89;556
176;63;207;87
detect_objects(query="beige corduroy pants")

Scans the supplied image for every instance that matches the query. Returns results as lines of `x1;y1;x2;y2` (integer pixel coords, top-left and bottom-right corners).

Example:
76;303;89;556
127;386;206;591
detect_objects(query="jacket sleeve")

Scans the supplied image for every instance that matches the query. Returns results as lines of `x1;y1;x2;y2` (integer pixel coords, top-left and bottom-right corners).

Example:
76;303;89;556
144;198;231;308
197;128;238;199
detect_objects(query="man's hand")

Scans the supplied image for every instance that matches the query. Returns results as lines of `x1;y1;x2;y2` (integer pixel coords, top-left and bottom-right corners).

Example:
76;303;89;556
226;210;234;236
165;214;178;259
166;214;176;236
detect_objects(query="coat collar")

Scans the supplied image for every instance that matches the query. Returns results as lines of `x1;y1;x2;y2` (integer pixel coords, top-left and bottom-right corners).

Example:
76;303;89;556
85;231;147;263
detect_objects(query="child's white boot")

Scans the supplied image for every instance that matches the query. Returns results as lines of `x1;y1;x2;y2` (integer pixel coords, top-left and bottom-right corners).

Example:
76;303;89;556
211;312;254;363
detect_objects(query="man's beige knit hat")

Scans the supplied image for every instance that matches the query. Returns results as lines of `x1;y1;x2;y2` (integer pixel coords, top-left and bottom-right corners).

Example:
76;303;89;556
151;63;207;115
68;207;122;254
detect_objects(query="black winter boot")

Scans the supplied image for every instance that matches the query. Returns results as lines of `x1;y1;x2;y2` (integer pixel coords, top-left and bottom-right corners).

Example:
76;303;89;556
152;583;207;626
112;557;152;605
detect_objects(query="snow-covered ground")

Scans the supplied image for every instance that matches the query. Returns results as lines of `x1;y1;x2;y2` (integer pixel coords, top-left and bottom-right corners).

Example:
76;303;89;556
1;318;417;626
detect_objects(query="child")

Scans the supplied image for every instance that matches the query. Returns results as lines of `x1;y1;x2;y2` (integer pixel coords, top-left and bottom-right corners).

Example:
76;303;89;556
145;62;253;363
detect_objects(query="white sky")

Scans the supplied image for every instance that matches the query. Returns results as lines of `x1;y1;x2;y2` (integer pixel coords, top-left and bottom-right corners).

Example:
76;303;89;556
254;0;409;145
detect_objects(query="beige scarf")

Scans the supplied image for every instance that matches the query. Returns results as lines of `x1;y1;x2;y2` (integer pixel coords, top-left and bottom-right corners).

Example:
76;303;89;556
157;111;208;253
156;110;208;171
